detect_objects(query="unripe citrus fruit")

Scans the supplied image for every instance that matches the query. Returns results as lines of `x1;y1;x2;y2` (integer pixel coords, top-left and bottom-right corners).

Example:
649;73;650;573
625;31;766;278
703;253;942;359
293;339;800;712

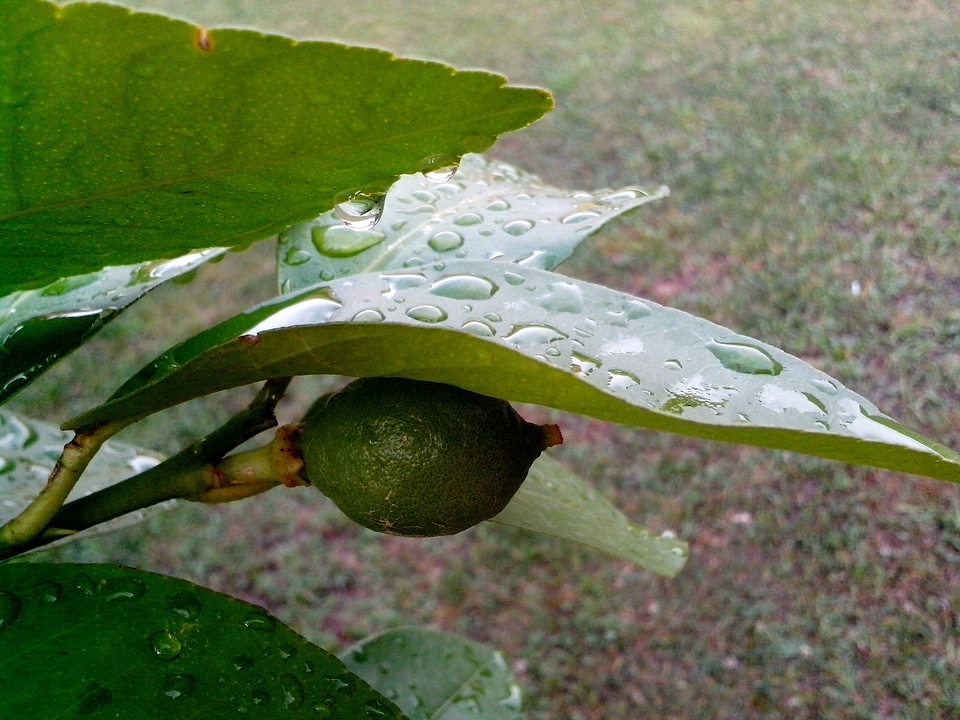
300;377;561;537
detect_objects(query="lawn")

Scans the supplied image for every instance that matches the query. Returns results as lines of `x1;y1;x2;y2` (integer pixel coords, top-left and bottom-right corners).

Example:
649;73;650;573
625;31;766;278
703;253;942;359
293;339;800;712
12;0;960;717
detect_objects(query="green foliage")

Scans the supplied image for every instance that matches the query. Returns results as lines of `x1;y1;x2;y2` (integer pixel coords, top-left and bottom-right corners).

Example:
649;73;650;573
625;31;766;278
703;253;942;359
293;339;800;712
0;0;550;291
0;562;409;719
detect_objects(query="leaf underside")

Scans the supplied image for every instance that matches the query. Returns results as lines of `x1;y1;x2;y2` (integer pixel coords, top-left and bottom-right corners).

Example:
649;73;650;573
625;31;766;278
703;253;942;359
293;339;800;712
0;562;409;720
67;260;960;485
341;627;523;720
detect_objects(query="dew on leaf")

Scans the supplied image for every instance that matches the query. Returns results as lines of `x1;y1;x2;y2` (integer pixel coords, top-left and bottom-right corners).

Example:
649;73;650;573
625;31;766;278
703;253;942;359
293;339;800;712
405;305;448;323
34;580;63;603
607;369;641;391
245;296;342;335
251;687;272;705
811;378;839;395
77;682;113;715
429;274;498;300
539;281;584;314
453;212;483;226
333;191;386;230
380;272;427;298
312;225;386;257
243;610;276;632
162;673;197;700
279;673;306;710
233;655;256;671
149;630;183;661
707;340;783;376
561;210;601;224
503;272;524;286
664;359;683;371
166;591;202;620
418;154;460;182
486;198;511;211
283;248;313;266
101;577;146;602
0;590;20;631
426;231;464;252
363;698;396;718
352;309;385;323
503;219;534;237
503;324;568;347
461;320;496;337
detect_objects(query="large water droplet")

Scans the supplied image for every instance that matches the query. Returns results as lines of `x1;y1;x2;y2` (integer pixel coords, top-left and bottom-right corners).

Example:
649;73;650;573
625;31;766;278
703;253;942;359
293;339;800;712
503;324;568;347
427;231;464;253
811;378;838;395
460;134;496;153
664;359;683;371
333;191;386;230
163;673;197;700
352;309;385;323
405;305;448;323
418;154;460;182
608;369;641;391
283;247;312;266
34;581;63;603
77;683;113;715
166;591;202;620
503;219;534;237
380;272;427;298
707;340;782;375
149;630;183;661
570;352;601;377
101;577;146;602
279;673;305;710
461;320;496;337
561;210;601;224
246;295;342;335
486;198;511;211
0;591;20;631
243;609;276;632
453;212;483;226
430;274;498;300
312;225;386;257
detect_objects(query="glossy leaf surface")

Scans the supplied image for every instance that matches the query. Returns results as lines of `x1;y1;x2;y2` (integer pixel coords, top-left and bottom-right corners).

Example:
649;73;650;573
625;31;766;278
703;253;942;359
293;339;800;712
341;627;523;720
0;0;551;296
68;261;960;484
0;249;224;403
0;563;409;720
495;455;687;576
278;154;668;290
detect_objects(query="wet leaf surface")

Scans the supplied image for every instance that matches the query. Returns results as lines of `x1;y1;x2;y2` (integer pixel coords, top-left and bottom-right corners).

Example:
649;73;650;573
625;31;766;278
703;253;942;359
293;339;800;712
0;562;409;720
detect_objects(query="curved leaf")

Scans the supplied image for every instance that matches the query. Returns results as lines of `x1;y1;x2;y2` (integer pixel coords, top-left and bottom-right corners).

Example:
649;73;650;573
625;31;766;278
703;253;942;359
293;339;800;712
277;154;668;290
0;410;168;544
0;0;551;295
0;249;224;403
495;455;687;577
341;627;523;720
67;261;960;484
0;563;409;720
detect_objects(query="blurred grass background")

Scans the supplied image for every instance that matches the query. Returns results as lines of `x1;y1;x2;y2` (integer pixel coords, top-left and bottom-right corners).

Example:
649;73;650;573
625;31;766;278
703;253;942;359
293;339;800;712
10;0;960;717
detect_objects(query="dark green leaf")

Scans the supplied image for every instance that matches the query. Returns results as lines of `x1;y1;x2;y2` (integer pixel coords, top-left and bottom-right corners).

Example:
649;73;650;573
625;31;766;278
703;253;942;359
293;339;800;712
67;261;960;484
277;154;667;290
0;562;409;720
0;0;551;296
341;627;523;720
0;250;223;403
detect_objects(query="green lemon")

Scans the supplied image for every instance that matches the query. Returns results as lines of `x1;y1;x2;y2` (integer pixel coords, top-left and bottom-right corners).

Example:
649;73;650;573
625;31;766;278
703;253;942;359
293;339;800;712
300;377;562;537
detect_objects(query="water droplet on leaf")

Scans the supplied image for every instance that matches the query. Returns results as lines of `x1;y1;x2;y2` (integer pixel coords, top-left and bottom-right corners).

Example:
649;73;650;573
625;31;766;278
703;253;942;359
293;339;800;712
352;309;385;323
503;219;534;237
166;591;201;620
405;305;448;323
283;248;312;266
461;320;496;337
427;231;464;253
0;591;20;631
312;225;386;257
149;630;182;661
279;673;305;709
561;210;601;224
418;154;460;182
34;581;63;603
101;577;146;602
429;274;498;300
333;191;386;230
453;212;483;226
243;610;276;632
504;324;568;347
162;673;197;700
707;340;783;375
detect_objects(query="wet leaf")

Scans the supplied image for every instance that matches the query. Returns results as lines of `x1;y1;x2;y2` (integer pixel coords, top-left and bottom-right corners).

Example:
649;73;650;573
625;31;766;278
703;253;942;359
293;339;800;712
0;410;169;545
67;261;960;485
0;563;410;720
341;627;523;720
0;250;224;404
277;154;667;290
496;455;687;577
0;0;551;296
